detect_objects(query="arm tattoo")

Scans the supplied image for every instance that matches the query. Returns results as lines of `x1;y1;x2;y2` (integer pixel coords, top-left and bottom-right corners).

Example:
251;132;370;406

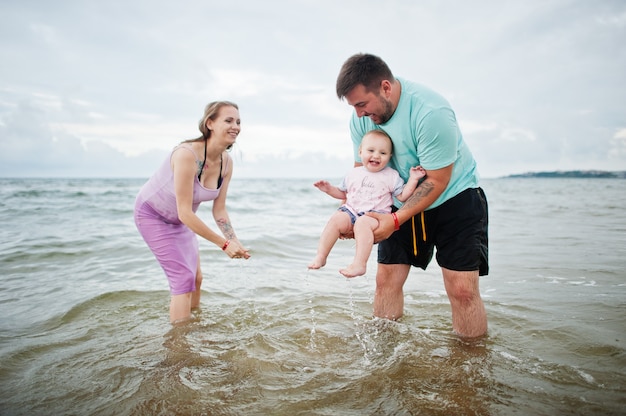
216;218;237;240
402;180;435;211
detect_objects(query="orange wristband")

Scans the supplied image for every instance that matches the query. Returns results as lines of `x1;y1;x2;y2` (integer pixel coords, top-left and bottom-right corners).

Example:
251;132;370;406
221;240;230;250
391;212;400;231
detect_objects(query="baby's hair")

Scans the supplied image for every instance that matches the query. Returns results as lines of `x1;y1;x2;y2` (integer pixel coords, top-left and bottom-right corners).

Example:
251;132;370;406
362;129;394;154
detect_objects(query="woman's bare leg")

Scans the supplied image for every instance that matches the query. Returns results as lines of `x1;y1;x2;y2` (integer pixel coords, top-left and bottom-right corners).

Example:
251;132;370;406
169;293;192;324
170;254;202;323
191;256;203;309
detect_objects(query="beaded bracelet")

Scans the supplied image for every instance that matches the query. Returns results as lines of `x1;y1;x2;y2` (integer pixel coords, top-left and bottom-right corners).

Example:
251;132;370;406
221;240;231;251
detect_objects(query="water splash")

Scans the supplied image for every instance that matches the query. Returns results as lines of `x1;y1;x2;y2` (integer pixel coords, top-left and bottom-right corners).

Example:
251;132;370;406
304;269;317;351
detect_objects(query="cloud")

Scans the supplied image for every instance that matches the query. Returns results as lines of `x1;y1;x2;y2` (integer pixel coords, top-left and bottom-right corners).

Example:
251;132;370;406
0;98;166;177
0;0;625;179
609;128;626;159
233;151;353;180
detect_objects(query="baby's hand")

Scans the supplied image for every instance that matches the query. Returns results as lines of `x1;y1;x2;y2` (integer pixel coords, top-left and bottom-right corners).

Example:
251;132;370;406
313;180;332;193
409;166;427;180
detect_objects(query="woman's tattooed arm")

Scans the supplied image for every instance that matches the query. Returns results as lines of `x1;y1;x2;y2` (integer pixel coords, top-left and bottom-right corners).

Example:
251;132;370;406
216;218;237;240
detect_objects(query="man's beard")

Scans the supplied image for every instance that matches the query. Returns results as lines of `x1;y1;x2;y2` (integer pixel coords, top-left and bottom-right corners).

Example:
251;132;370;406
375;97;395;124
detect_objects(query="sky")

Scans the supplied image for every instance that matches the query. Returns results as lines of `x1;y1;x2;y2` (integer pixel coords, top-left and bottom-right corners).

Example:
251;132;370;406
0;0;625;179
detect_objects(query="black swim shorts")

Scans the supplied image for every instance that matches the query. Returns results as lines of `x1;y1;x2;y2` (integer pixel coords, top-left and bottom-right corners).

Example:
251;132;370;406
378;187;489;275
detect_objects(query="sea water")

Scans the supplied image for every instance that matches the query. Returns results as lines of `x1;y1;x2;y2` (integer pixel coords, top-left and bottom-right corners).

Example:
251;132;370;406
0;177;624;415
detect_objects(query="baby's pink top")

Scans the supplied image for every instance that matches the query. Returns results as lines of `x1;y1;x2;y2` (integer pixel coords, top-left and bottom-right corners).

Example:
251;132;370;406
339;166;405;215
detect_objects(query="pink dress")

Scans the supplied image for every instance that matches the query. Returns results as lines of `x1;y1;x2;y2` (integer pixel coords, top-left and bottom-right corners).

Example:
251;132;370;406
134;145;225;295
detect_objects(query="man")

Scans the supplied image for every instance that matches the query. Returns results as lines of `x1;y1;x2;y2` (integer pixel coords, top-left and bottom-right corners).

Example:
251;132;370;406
335;53;489;338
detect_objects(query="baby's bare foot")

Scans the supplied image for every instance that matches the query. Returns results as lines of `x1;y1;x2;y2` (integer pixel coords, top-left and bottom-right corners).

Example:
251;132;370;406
339;264;366;278
308;257;326;269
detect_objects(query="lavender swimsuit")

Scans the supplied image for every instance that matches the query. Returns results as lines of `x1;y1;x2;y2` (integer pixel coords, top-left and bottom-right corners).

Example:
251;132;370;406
134;145;224;295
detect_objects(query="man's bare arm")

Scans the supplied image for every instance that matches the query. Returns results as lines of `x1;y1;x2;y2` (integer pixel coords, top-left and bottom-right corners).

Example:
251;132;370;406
395;164;452;224
368;164;453;242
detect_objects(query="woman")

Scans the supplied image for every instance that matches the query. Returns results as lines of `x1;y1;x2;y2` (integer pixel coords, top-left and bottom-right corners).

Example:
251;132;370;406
134;101;250;323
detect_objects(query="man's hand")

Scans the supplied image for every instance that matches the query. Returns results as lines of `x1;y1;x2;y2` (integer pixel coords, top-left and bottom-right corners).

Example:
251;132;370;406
365;212;396;243
339;230;354;240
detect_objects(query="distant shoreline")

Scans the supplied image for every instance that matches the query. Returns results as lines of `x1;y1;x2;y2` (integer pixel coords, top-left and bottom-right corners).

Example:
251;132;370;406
502;170;626;179
2;170;626;180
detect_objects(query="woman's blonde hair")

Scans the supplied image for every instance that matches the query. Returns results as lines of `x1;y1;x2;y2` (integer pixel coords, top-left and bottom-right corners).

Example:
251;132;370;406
184;101;239;145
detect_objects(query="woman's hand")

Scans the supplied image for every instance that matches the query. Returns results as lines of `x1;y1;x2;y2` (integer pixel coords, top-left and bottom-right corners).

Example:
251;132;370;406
223;239;250;259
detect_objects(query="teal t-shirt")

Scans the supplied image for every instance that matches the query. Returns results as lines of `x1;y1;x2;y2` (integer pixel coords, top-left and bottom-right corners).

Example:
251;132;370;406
350;77;479;209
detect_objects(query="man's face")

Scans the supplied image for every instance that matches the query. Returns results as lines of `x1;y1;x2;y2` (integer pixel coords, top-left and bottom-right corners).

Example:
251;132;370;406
344;84;395;125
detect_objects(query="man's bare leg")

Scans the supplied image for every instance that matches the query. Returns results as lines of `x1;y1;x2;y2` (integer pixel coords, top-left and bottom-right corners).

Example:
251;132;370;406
373;263;411;320
442;268;487;338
